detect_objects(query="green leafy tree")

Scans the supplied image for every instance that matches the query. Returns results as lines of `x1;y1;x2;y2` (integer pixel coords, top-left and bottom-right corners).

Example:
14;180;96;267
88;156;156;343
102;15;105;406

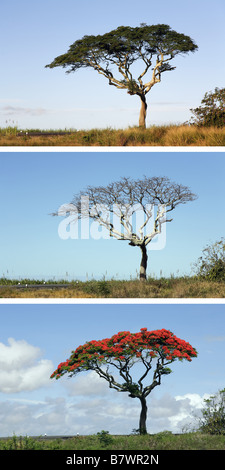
194;238;225;281
46;24;198;128
198;389;225;434
50;328;197;434
190;87;225;127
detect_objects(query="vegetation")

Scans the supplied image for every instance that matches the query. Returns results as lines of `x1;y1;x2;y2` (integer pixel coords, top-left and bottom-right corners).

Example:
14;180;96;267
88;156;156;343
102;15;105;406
198;389;225;435
0;431;225;450
190;87;225;128
46;24;197;128
194;238;225;281
55;175;197;281
0;124;225;146
1;276;225;298
50;328;197;435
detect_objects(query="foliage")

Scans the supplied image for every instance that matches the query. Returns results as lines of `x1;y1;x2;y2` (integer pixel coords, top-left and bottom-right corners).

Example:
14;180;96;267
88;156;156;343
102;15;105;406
96;430;113;447
194;238;225;281
0;434;43;450
198;389;225;435
46;24;197;127
190;88;225;127
51;328;197;434
51;328;197;381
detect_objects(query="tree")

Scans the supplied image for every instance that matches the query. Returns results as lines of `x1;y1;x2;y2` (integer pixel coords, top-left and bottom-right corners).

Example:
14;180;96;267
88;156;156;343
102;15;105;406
198;389;225;435
46;24;198;128
193;238;225;281
190;87;225;128
54;176;197;281
51;328;197;434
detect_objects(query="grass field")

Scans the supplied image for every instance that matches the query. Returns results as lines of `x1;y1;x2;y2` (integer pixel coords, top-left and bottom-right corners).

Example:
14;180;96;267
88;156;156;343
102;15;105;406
0;124;225;146
1;277;225;298
0;432;225;450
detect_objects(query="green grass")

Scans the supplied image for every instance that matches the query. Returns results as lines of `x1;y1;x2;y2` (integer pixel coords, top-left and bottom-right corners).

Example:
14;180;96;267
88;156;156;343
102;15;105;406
0;432;225;450
1;276;225;298
0;124;225;146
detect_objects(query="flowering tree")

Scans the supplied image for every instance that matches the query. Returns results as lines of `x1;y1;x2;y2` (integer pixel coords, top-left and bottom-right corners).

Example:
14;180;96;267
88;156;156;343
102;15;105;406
51;328;197;434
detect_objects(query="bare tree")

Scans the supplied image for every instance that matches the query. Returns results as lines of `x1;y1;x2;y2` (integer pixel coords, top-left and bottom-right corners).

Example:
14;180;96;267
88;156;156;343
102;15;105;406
54;176;197;281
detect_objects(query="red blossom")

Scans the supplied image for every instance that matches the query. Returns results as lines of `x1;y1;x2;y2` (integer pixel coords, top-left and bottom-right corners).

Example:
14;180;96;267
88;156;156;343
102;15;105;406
50;328;197;380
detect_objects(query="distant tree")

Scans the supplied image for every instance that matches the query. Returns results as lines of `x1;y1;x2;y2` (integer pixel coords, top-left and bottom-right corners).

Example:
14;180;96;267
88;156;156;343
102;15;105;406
198;389;225;435
194;238;225;281
54;176;197;281
51;327;197;434
46;24;198;128
190;87;225;127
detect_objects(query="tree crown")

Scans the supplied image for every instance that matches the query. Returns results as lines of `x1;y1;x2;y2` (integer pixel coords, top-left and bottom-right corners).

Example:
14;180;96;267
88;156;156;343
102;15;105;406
71;175;197;212
46;24;198;73
51;327;197;380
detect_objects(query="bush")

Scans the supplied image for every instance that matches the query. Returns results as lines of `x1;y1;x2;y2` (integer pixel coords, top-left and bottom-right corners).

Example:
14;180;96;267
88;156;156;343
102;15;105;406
96;430;114;447
198;389;225;435
190;87;225;127
194;238;225;281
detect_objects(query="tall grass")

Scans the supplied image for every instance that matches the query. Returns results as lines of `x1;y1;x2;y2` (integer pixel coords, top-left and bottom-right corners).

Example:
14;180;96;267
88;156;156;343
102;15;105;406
1;277;225;298
0;125;224;146
0;432;225;450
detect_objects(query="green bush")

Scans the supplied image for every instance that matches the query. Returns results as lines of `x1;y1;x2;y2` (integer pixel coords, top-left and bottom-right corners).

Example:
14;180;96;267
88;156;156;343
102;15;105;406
194;238;225;281
96;430;114;447
198;389;225;435
190;87;225;128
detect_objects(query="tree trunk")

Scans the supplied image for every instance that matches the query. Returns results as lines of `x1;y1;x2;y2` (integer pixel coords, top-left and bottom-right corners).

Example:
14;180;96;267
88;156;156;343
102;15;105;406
139;396;148;434
139;95;147;128
140;244;148;281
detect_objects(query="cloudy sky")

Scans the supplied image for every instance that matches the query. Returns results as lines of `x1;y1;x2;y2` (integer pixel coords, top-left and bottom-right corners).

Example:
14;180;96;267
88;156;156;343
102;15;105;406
1;0;225;129
0;303;224;437
1;151;225;281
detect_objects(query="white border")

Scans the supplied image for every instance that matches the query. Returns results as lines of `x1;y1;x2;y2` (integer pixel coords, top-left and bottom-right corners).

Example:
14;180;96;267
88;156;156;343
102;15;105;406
0;146;225;152
0;298;225;305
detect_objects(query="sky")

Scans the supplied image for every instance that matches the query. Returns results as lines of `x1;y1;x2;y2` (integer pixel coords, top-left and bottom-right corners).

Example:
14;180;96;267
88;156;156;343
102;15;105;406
0;150;225;281
0;0;225;129
0;303;224;436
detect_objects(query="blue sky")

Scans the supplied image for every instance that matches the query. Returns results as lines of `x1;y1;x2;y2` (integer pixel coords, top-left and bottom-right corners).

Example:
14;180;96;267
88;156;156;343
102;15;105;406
0;0;224;129
0;303;224;436
0;151;224;281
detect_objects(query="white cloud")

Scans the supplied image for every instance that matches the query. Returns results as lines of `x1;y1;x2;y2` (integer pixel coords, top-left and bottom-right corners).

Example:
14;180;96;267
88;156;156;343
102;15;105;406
204;335;225;343
0;338;53;393
0;390;209;437
64;370;109;397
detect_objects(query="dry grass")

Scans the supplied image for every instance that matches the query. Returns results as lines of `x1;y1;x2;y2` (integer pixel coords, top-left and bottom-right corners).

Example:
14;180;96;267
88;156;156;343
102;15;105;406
1;278;225;298
0;125;225;146
0;287;96;298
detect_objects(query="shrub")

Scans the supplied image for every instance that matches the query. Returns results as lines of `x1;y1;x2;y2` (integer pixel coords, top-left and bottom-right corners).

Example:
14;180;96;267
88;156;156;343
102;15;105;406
194;238;225;281
96;430;113;447
198;389;225;435
190;87;225;127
